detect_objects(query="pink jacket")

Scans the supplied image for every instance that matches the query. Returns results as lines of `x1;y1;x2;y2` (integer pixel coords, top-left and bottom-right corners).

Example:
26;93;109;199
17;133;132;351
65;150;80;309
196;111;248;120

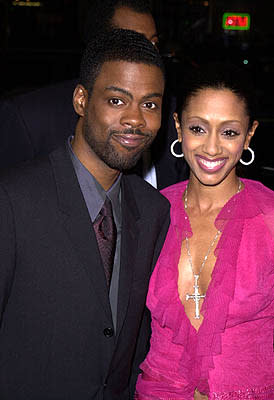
136;179;274;399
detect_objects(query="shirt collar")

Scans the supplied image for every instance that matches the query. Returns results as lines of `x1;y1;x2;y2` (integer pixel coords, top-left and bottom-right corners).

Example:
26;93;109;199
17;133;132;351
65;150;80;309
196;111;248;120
67;136;122;224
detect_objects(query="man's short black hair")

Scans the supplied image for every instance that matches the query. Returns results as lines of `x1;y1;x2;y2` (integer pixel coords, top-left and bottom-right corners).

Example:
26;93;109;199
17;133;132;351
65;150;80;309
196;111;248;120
79;28;164;96
83;0;152;44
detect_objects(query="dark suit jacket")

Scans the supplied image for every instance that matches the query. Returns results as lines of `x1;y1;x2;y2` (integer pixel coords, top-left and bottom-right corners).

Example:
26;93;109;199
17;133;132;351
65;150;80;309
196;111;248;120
0;80;78;168
0;146;170;400
0;80;189;188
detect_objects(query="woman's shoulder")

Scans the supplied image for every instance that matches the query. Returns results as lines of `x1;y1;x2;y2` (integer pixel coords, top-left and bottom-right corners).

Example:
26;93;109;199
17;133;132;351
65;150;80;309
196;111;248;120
242;179;274;238
243;179;274;209
244;178;274;192
160;180;188;204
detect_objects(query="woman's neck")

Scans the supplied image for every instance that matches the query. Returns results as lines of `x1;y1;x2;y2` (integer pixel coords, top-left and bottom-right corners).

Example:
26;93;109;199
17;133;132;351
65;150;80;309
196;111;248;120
186;173;241;215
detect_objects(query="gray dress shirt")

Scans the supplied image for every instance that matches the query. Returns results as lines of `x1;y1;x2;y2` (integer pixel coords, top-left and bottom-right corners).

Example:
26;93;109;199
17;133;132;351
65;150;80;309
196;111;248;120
68;139;122;332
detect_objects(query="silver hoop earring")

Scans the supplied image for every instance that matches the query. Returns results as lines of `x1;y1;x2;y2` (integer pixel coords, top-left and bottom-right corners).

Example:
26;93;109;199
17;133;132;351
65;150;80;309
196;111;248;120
170;139;184;158
240;147;255;166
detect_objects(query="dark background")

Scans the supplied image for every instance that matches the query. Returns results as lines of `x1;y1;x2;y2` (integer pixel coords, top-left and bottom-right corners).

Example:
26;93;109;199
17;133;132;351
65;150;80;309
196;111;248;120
0;0;273;188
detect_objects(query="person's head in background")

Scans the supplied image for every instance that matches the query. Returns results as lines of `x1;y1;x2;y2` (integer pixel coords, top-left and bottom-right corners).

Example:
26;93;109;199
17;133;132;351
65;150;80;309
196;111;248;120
173;63;259;188
83;0;158;47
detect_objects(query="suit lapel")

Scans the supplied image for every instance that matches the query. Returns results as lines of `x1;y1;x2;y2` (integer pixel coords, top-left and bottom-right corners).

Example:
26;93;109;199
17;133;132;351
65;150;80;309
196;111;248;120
50;146;112;320
116;176;140;337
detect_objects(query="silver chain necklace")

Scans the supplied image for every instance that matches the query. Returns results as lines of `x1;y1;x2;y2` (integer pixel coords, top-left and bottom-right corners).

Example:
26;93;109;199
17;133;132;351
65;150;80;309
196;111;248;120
184;179;242;319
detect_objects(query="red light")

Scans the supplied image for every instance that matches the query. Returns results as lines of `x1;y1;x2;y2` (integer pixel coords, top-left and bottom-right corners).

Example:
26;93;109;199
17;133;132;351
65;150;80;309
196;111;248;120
225;15;248;28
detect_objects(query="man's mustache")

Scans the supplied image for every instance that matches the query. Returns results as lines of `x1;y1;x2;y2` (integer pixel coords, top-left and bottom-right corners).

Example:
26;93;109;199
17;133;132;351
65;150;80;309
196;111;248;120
110;128;149;137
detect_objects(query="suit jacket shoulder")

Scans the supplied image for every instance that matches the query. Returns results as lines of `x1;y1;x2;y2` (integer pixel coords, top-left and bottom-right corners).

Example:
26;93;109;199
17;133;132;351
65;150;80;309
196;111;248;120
0;79;78;169
123;172;170;211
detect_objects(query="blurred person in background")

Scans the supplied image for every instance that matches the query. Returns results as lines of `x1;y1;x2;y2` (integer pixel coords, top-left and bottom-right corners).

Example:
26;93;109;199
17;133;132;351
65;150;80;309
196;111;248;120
0;0;188;188
135;63;274;400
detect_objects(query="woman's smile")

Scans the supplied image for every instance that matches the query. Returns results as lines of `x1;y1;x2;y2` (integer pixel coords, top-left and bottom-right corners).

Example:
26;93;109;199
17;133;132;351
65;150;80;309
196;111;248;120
195;155;227;173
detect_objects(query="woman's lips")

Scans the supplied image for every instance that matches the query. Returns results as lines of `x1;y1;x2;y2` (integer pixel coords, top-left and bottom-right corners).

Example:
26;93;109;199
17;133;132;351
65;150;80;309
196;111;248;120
113;134;147;149
196;155;227;173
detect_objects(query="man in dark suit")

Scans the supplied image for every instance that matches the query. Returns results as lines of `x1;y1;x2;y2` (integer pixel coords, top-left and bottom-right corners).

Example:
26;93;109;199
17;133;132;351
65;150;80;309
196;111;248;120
0;0;189;188
0;29;170;399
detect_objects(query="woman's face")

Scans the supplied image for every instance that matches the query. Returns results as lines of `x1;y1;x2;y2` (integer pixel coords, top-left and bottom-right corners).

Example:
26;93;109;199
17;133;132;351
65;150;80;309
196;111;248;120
174;88;258;186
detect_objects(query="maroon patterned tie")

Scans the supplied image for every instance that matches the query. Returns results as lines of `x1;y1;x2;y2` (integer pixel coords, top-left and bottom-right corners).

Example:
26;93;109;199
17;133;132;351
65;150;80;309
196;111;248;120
93;197;117;289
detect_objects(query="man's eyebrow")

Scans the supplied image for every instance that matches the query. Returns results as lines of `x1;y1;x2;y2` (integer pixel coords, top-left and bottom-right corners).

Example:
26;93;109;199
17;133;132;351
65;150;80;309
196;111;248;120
105;86;163;101
142;93;163;101
105;86;133;99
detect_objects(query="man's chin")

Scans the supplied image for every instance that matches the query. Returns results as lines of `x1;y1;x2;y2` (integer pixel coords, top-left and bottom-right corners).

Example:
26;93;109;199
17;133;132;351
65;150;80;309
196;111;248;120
104;151;143;172
107;159;141;172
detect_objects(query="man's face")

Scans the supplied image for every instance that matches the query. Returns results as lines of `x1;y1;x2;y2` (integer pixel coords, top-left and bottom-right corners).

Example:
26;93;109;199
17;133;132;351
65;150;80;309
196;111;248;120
111;6;159;47
75;61;164;172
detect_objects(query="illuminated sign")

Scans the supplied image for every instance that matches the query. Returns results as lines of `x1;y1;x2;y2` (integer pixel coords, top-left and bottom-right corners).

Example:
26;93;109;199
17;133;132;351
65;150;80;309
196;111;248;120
222;13;250;31
12;1;42;6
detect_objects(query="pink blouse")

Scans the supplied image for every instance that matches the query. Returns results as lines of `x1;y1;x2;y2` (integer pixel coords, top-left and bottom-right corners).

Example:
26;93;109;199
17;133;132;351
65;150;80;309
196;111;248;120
135;179;274;399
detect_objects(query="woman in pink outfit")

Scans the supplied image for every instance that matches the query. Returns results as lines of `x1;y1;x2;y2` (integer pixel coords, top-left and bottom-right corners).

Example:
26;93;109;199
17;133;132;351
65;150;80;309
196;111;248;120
135;64;274;399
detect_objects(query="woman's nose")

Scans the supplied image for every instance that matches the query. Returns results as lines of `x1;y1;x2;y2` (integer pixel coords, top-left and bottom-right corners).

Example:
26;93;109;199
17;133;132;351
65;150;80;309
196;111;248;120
202;132;221;156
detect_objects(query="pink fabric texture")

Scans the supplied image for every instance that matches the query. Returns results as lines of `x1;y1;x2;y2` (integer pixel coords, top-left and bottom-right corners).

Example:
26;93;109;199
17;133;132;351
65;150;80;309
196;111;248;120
135;179;274;399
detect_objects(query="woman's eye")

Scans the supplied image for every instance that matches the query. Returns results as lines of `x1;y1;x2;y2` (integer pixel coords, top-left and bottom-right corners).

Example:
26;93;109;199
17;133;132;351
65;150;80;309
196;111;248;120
223;129;240;137
189;125;205;134
109;98;124;106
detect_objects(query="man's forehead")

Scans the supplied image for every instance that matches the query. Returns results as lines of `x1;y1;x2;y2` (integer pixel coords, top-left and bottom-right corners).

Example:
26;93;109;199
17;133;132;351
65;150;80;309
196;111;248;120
98;60;163;80
93;60;164;95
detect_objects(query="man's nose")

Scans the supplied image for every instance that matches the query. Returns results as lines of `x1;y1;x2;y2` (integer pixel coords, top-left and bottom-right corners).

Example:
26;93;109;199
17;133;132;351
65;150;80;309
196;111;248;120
120;105;146;129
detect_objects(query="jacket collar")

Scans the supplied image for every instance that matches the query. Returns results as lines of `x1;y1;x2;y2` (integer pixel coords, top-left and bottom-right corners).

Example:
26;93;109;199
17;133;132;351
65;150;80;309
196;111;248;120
50;146;141;335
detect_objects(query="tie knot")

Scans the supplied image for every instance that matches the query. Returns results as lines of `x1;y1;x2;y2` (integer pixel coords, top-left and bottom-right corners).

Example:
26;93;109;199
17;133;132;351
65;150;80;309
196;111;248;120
100;197;113;217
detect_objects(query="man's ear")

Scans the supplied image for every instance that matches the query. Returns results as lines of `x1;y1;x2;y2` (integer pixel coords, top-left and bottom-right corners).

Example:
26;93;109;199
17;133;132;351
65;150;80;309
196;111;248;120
173;112;182;142
73;84;88;117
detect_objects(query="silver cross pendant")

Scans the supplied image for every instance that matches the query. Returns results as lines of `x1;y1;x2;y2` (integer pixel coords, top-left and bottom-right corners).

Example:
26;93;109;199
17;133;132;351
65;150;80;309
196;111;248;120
186;274;206;319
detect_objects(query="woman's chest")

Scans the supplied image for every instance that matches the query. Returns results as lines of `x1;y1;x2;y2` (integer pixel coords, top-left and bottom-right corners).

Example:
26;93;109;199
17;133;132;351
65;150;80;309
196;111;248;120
178;216;221;331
